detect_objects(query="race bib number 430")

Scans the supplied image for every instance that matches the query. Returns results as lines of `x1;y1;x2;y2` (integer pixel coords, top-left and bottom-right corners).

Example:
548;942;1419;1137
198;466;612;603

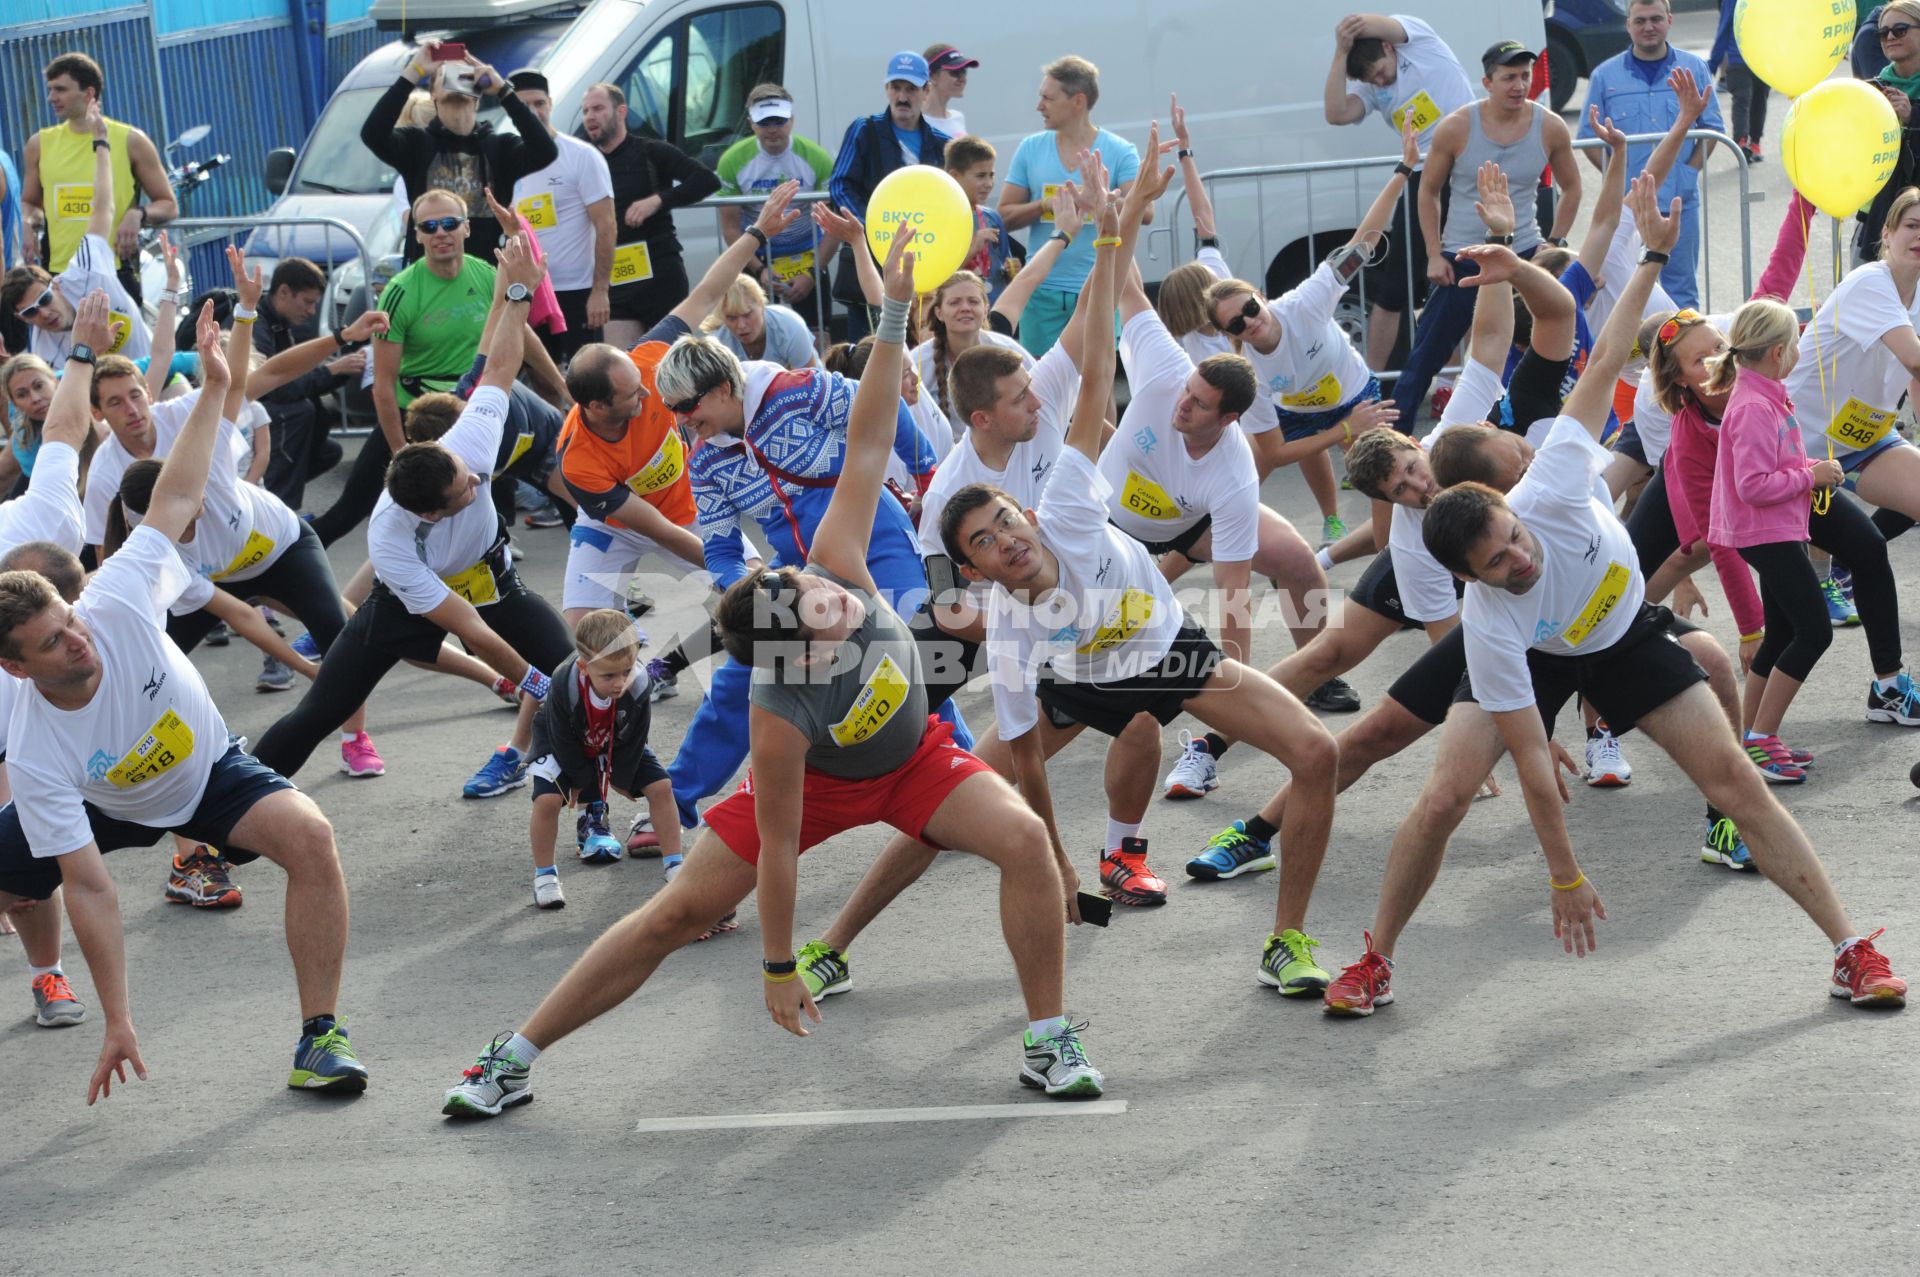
54;183;93;221
107;709;194;789
830;654;909;746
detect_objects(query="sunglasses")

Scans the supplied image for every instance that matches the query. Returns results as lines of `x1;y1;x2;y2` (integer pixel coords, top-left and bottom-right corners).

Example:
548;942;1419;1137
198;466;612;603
669;379;720;416
416;216;466;235
14;285;54;321
1656;308;1705;347
1882;21;1918;39
1221;296;1262;336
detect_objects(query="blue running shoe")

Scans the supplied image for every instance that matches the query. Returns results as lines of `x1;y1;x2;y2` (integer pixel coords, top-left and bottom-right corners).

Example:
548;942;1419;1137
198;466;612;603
289;1020;369;1093
463;746;528;798
1700;816;1753;871
577;801;623;863
291;632;321;662
1186;820;1277;880
1867;671;1920;727
1832;562;1854;601
1823;576;1860;627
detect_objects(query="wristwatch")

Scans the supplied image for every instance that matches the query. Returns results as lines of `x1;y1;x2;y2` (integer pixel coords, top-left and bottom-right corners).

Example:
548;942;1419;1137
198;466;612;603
1640;249;1671;266
1197;234;1220;250
762;957;798;976
503;282;533;304
1546;236;1569;248
1177;148;1194;160
1484;232;1515;246
68;344;97;366
1049;228;1072;246
1393;161;1415;178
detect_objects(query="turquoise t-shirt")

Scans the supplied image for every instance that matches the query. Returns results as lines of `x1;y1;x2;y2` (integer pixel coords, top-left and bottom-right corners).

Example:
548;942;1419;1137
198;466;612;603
1004;128;1142;294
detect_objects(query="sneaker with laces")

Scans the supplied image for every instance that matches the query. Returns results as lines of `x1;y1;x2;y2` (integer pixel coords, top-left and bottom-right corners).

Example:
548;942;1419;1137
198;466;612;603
463;746;528;798
256;655;294;692
1745;733;1808;783
646;658;679;703
797;939;852;999
1700;816;1753;871
524;505;566;529
289;1021;370;1092
1019;1020;1104;1098
205;620;231;647
534;874;566;910
1257;929;1331;995
1099;837;1168;906
1306;677;1360;713
624;583;656;617
1186;820;1275;880
31;971;86;1027
1866;673;1920;727
442;1033;533;1116
165;846;243;908
626;810;663;854
577;801;623;863
1429;384;1454;418
1833;930;1907;1008
1824;576;1860;626
1320;514;1347;546
1832;562;1854;600
291;631;322;662
340;731;386;777
1323;932;1395;1016
1585;726;1631;786
1162;729;1218;800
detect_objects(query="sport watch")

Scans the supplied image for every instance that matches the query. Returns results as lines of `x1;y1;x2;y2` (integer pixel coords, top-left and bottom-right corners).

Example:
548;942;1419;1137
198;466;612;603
1484;232;1515;247
503;283;533;304
67;344;97;366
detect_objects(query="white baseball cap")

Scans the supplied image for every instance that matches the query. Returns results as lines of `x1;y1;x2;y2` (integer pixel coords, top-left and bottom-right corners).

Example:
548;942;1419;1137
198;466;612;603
749;97;794;124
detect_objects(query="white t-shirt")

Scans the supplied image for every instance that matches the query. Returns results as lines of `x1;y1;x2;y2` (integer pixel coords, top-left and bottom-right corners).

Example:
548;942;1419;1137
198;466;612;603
886;391;954;496
1785;261;1920;458
511;133;615;292
165;418;307;613
922;108;967;139
31;232;150;366
7;525;229;856
1240;263;1372;416
918;341;1079;560
985;448;1184;739
912;330;1030;414
1591;219;1674;387
367;385;509;615
0;441;84;554
1180;248;1278;436
1386;358;1507;623
82;390;249;547
714;303;818;370
1345;15;1476;167
1459;416;1643;713
1105;310;1260;562
1631;365;1675;468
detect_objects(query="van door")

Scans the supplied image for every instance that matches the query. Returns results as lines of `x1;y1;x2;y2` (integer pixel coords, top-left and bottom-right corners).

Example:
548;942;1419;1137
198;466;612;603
601;1;791;169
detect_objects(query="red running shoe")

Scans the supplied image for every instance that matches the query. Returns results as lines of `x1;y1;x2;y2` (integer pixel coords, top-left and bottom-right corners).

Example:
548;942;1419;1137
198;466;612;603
1833;929;1907;1008
1099;837;1168;906
1323;931;1394;1016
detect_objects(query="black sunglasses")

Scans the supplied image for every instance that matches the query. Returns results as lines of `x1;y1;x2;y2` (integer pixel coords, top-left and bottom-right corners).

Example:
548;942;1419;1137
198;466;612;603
669;379;721;416
417;216;466;235
1221;296;1262;336
15;285;54;320
1883;21;1918;39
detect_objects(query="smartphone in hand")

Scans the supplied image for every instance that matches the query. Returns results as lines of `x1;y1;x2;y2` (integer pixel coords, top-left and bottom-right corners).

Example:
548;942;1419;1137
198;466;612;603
433;41;467;61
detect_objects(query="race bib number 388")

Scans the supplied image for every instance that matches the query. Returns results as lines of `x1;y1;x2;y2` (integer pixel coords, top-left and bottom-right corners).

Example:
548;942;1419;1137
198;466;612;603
107;709;194;789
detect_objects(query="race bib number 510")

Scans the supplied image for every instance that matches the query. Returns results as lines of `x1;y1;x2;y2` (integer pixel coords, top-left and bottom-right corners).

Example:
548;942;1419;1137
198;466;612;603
830;654;909;746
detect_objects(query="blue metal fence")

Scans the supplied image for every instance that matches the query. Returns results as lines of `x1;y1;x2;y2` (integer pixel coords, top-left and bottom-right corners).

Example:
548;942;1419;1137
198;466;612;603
0;8;168;160
325;18;385;87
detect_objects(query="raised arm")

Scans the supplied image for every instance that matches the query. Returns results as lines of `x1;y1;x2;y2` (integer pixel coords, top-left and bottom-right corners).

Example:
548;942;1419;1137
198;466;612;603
1349;113;1420;252
811;201;883;306
1325;20;1369;126
1455;163;1576;362
1066;162;1125;461
143;302;229;542
477;225;545;393
995;180;1082;329
84;105;116;244
1575;109;1630;280
223;245;263;427
47;292;113;451
1171;95;1220;242
1562;174;1680;438
666;181;802;329
248;308;388;400
144;233;182;401
1639;68;1712;199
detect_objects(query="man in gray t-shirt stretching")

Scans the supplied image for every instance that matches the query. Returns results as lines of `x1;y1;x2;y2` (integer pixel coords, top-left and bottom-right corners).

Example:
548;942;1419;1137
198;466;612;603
441;229;1105;1122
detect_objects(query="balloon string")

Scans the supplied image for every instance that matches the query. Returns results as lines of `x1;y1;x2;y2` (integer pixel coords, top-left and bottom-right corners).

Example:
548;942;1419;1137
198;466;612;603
1804;196;1834;517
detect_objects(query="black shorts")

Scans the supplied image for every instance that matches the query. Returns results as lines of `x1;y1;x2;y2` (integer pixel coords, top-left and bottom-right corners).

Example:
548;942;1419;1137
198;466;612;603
1613;418;1649;465
607;250;692;328
1497;348;1573;436
1451;604;1706;736
1118;514;1212;562
1364;170;1426;314
909;596;984;710
1386;624;1468;727
1350;550;1430;631
527;738;669;804
0;743;294;901
1034;620;1224;738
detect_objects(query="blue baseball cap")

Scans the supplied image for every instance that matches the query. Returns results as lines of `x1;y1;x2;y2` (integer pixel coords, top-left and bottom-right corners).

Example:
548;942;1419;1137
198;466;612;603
884;52;929;88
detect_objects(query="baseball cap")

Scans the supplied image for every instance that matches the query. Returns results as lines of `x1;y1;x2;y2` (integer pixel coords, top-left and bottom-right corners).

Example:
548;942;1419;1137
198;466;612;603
507;67;549;95
749;97;794;124
927;47;980;72
885;51;930;88
1481;40;1536;74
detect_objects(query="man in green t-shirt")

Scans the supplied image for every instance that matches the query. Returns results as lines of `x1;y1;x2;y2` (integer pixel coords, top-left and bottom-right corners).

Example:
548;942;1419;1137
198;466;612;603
715;84;834;315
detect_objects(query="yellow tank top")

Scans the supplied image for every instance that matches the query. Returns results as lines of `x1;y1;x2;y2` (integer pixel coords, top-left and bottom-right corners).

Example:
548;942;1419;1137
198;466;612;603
37;117;136;273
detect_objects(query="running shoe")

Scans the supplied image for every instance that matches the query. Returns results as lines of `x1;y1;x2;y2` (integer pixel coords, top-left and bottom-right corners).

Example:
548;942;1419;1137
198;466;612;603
1832;562;1854;601
524;505;566;529
340;731;386;778
1257;929;1331;996
205;620;231;647
289;1021;370;1093
626;811;662;855
1306;677;1360;713
1823;576;1860;627
1320;514;1347;546
1745;733;1808;784
797;939;852;1000
1162;729;1218;800
695;911;739;941
577;801;623;864
1700;816;1753;871
1833;929;1907;1008
1866;672;1920;727
291;631;322;662
257;656;294;692
442;1033;533;1117
463;746;528;798
534;874;566;910
646;658;679;703
1585;726;1632;787
1186;820;1276;880
31;971;86;1027
490;675;522;708
1099;837;1169;906
1323;932;1395;1017
624;583;656;617
165;846;243;908
1428;384;1454;419
1019;1020;1104;1098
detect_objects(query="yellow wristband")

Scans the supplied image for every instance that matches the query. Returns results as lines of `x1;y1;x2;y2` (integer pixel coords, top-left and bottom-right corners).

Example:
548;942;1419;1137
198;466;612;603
1550;873;1586;891
1739;630;1763;643
1340;420;1353;444
763;969;798;984
1091;236;1122;247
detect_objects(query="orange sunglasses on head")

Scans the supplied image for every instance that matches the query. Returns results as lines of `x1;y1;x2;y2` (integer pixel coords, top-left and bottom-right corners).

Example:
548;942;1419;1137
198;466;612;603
1656;308;1705;348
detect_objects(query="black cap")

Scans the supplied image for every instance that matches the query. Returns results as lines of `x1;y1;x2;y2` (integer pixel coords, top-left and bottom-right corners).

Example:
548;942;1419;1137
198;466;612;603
507;67;549;94
1481;41;1536;74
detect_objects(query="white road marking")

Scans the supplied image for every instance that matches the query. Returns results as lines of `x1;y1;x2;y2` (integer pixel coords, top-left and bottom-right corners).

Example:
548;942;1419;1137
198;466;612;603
634;1099;1128;1133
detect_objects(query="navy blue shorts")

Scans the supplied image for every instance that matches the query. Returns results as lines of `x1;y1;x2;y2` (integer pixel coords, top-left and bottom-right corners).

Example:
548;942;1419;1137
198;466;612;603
0;743;294;901
1276;376;1382;443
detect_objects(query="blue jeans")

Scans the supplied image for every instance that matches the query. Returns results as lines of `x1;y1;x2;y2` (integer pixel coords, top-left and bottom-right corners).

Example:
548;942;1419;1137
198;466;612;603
1659;198;1702;311
1391;247;1534;423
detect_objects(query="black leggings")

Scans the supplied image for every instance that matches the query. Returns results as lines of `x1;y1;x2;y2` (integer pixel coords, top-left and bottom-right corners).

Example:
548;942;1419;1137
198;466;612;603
1737;541;1833;682
251;570;574;779
1739;491;1902;681
1811;490;1902;675
164;524;347;654
1626;465;1680;580
309;431;392;548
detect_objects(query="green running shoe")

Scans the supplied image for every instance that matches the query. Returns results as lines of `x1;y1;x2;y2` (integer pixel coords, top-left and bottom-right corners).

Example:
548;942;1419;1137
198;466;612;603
1320;514;1347;546
797;939;852;1000
289;1020;369;1093
1257;929;1331;996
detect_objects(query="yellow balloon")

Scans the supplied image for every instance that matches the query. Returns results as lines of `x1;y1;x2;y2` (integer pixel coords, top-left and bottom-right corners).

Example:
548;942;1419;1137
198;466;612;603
1734;0;1854;98
863;166;974;293
1781;78;1901;219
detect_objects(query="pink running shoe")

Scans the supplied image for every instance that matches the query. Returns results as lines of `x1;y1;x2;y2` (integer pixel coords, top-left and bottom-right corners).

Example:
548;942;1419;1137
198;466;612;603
341;731;387;778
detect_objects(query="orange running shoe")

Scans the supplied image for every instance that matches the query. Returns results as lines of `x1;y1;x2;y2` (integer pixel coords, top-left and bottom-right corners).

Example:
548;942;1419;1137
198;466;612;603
1323;931;1395;1017
32;971;86;1027
1833;929;1907;1008
1099;837;1168;907
165;846;243;908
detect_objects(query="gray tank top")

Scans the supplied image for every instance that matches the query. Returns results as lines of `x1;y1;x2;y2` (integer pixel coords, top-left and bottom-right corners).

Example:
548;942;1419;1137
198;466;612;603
1442;100;1548;255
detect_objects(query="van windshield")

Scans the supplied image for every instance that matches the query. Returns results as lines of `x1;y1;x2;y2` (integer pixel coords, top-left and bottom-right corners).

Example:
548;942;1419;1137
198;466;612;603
295;86;512;194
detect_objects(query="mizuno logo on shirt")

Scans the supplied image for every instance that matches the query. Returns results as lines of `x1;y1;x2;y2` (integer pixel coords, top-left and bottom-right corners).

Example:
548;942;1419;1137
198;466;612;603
1584;536;1600;564
1095;557;1112;583
143;669;165;701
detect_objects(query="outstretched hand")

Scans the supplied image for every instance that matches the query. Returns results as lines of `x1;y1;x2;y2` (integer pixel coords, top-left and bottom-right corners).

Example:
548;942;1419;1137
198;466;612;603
1669;67;1709;123
1627;172;1683;255
811;201;864;246
227;244;264;310
881;225;917;304
1400;110;1421;169
1171;93;1192;151
1587;107;1627;155
1455;243;1523;287
1474;160;1514;237
87;1022;148;1105
195;299;230;387
342;308;390;344
70;290;114;353
753;179;804;239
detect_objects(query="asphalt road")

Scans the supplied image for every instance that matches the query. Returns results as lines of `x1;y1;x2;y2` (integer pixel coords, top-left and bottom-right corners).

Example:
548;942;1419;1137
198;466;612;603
7;45;1920;1277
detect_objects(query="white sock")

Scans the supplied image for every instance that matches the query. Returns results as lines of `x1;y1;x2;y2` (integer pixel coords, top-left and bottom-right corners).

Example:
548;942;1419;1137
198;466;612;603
1875;674;1901;692
1836;936;1865;956
1026;1015;1067;1042
1106;819;1140;852
341;732;359;743
1315;546;1335;571
505;1031;542;1064
28;962;62;978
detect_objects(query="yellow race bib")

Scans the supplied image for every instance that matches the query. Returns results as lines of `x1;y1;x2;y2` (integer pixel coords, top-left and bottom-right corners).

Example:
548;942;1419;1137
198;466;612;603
1825;397;1897;451
830;654;910;746
212;529;276;581
107;709;194;789
516;191;558;230
626;431;685;496
1562;562;1631;647
1040;183;1060;223
1077;588;1157;655
53;182;92;221
1390;90;1443;136
769;250;815;282
1281;372;1343;411
441;558;500;607
1120;470;1181;521
105;310;133;355
495;432;534;478
610;242;655;286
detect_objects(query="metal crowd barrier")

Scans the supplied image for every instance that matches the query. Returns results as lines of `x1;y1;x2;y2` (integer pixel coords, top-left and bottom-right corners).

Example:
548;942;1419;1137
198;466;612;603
687;189;838;350
165;213;378;339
